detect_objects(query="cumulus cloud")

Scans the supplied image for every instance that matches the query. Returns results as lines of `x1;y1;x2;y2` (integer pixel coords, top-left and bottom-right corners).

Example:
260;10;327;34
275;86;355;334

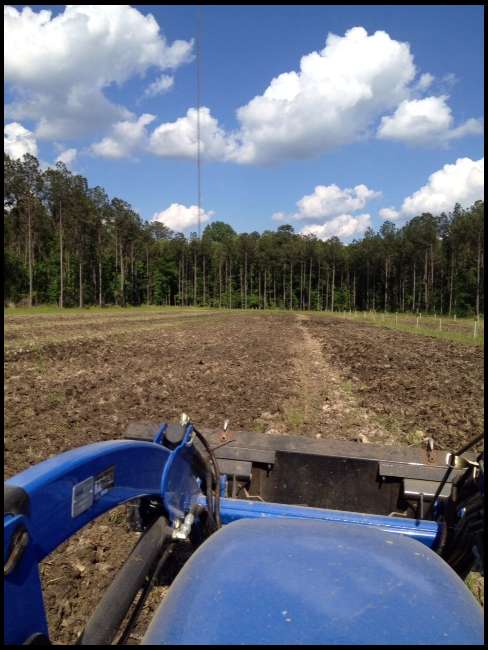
144;74;174;98
4;122;38;159
301;214;372;240
273;181;378;240
91;114;156;159
90;25;480;165
401;157;484;216
4;5;193;140
273;182;380;224
151;203;214;231
142;26;419;164
379;207;400;221
296;184;380;219
233;27;418;164
377;95;483;145
148;107;239;161
55;147;77;166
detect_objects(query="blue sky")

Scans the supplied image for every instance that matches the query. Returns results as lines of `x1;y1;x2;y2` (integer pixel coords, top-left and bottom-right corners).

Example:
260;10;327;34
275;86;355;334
4;5;484;239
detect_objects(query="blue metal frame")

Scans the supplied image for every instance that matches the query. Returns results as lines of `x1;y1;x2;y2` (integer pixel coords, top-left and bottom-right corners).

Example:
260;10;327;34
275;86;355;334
160;423;201;523
4;434;444;644
4;439;170;645
200;496;441;548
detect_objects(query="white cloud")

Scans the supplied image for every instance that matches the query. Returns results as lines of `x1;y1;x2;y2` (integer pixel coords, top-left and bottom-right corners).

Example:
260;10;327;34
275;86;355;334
415;72;434;91
143;26;418;164
91;114;156;159
144;74;174;98
91;25;480;165
379;207;400;221
144;27;479;165
301;214;372;240
232;26;416;164
4;5;193;140
4;122;38;159
55;147;77;166
377;95;483;145
296;184;381;219
148;107;239;161
445;119;484;141
401;157;484;216
274;181;378;240
151;203;214;231
273;182;380;225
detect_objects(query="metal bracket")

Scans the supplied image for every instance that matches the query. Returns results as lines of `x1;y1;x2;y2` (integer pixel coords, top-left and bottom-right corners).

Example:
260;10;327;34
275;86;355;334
4;525;29;576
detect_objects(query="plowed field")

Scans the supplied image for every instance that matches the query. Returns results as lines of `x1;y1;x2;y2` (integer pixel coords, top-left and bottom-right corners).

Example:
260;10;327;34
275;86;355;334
4;309;484;642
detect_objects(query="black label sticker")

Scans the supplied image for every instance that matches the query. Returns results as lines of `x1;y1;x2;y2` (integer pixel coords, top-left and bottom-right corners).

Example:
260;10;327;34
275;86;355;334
94;466;115;500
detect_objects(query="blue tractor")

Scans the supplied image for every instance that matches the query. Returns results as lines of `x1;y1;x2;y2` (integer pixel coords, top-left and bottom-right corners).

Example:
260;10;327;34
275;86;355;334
4;418;484;645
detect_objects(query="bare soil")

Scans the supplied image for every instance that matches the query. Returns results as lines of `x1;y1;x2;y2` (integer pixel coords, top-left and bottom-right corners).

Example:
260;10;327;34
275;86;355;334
4;310;484;643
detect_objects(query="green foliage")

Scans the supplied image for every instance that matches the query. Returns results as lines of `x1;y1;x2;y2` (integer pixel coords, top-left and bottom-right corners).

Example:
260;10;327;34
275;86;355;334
3;153;484;317
4;251;28;303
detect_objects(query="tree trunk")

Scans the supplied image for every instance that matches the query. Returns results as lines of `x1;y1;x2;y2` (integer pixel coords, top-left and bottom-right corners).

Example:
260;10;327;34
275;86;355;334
193;250;197;306
264;268;267;309
331;264;335;312
99;259;103;307
476;233;481;320
219;258;222;308
146;246;150;305
98;229;103;307
384;256;389;312
27;199;33;307
325;267;329;311
300;262;303;310
430;243;434;312
366;261;369;310
59;201;64;308
317;261;321;311
79;259;83;308
308;258;312;310
178;257;181;306
203;255;206;306
424;249;428;312
244;251;248;309
289;263;293;310
449;253;454;316
228;258;232;309
120;242;125;306
412;263;416;312
131;241;134;303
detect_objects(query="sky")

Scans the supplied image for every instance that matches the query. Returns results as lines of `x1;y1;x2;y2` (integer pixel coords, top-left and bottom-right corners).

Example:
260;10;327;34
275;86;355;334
4;5;484;240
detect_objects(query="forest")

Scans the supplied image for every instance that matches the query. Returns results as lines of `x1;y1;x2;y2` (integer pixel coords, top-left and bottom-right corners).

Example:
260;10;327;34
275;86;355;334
4;153;484;316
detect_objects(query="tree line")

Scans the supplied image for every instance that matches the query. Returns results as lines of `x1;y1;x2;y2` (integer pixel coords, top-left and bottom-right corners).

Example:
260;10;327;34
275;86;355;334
4;153;484;317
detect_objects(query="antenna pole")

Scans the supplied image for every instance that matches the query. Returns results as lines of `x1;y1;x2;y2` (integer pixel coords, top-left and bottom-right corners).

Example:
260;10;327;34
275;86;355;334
196;6;202;239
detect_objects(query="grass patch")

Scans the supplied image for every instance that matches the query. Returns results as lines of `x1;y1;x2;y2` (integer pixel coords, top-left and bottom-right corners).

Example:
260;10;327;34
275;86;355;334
403;429;427;446
284;406;305;430
310;310;484;347
47;392;65;407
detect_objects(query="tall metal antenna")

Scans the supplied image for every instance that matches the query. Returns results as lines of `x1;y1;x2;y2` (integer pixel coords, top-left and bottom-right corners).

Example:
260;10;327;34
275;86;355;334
196;6;202;239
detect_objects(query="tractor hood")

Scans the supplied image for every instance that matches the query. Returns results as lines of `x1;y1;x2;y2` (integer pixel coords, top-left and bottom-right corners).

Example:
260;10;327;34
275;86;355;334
142;517;483;645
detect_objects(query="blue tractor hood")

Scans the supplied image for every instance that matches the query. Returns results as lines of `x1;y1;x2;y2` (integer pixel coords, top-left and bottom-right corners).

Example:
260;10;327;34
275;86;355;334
142;517;483;645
